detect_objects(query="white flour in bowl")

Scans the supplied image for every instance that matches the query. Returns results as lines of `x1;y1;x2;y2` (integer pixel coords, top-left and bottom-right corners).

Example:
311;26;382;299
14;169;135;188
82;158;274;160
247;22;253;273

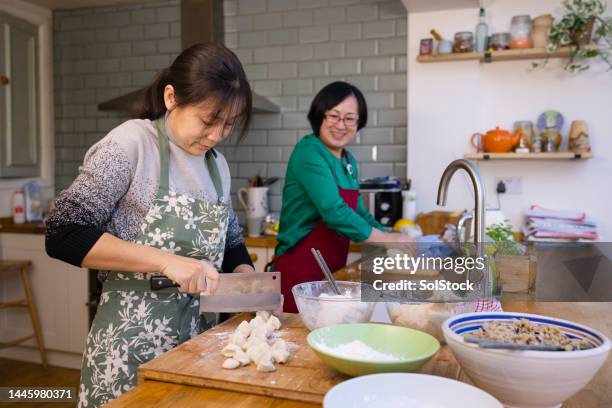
318;340;402;362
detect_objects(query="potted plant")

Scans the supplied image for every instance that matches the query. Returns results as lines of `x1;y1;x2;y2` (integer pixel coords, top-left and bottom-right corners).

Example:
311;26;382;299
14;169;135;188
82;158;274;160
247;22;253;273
537;0;612;72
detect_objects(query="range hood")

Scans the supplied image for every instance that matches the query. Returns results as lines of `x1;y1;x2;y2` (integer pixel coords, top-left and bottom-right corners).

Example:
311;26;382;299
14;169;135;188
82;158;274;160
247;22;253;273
98;0;279;115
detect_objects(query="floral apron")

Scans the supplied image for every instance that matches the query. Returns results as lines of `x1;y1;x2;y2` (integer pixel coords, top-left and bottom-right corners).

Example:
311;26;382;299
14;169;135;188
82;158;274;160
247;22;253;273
77;117;229;408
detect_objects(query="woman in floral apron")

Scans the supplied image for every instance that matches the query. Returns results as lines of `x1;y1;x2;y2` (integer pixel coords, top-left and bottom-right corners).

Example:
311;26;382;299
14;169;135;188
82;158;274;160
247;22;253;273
45;44;255;407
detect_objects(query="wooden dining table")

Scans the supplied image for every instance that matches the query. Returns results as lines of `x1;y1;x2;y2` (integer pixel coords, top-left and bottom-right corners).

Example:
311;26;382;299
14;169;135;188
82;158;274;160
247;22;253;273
106;261;612;408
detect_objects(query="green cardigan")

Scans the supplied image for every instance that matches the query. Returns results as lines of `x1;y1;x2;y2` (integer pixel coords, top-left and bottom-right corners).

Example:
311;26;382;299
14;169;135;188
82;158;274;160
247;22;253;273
275;134;384;258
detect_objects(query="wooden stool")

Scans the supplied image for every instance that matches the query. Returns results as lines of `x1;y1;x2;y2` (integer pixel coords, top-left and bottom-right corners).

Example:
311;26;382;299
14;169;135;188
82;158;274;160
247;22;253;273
0;260;47;369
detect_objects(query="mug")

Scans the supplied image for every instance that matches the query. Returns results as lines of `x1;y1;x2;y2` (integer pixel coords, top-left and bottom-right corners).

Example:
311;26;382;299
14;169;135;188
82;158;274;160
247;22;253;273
470;133;483;152
238;186;269;218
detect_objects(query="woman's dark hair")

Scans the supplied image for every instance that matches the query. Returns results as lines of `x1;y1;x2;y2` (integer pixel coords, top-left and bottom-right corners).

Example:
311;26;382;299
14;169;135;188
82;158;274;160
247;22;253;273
140;43;252;140
307;81;367;136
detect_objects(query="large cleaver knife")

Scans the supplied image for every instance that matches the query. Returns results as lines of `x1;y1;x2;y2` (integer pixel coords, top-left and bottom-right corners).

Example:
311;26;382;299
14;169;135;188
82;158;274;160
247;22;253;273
199;272;281;313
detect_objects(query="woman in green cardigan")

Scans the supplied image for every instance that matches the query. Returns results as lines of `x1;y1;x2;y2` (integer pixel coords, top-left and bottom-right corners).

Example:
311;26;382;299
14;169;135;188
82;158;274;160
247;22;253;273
273;81;413;312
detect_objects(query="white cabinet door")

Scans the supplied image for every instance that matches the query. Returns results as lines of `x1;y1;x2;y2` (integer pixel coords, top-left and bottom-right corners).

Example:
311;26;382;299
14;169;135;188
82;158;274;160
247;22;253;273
247;247;269;272
0;233;88;354
0;12;40;178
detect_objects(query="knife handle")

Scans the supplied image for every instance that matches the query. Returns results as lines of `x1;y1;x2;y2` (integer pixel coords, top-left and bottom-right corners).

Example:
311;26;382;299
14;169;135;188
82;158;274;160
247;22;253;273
150;276;179;290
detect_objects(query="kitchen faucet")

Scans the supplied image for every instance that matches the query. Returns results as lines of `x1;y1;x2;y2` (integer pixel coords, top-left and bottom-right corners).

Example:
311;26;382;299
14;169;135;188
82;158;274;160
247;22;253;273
437;159;492;298
437;159;485;254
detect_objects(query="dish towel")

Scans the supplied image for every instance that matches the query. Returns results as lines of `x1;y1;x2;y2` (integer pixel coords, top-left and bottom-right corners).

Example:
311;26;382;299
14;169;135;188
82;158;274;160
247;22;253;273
454;298;503;314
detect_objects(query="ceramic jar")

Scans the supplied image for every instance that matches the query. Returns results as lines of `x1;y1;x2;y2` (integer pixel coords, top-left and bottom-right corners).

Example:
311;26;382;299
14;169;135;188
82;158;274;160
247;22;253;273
532;14;554;48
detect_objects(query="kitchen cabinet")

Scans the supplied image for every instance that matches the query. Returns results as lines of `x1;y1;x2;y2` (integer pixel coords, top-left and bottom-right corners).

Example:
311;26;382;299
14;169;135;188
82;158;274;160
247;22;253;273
0;11;40;178
247;246;270;272
0;233;88;368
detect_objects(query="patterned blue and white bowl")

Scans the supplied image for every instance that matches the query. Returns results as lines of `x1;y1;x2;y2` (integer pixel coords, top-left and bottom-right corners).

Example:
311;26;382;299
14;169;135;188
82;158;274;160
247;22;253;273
442;312;611;408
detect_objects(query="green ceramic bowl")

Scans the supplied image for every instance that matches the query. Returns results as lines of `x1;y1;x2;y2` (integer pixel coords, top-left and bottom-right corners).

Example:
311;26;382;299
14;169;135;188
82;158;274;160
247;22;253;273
307;323;440;377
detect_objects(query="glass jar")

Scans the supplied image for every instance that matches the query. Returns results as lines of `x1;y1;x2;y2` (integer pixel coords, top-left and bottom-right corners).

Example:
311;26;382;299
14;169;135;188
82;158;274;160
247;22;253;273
514;120;534;148
489;32;511;50
454;31;474;53
510;15;533;49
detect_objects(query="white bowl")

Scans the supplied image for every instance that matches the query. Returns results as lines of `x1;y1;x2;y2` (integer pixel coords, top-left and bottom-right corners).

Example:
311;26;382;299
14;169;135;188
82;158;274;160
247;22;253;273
292;281;376;330
442;312;611;408
324;373;502;408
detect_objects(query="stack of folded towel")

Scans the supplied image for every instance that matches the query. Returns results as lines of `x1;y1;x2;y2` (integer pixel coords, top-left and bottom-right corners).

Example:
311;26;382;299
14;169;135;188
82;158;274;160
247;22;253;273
524;205;598;242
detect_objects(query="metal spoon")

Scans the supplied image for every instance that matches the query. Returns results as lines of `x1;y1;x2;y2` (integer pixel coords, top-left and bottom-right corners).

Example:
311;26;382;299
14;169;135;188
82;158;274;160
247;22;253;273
311;248;341;295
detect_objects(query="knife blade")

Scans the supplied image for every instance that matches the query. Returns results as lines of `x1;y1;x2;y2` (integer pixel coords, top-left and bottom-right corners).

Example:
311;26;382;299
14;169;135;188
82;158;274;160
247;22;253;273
199;272;281;313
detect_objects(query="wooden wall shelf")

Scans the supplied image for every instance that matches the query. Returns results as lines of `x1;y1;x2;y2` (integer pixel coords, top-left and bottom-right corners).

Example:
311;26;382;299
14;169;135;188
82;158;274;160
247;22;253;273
464;152;593;160
417;46;597;63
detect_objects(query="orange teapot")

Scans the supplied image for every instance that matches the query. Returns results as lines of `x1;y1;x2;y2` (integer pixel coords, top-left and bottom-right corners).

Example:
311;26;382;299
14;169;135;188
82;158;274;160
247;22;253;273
471;127;523;153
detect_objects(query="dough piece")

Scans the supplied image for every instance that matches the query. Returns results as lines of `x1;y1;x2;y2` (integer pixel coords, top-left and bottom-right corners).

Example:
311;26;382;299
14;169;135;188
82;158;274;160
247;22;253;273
243;329;267;350
271;348;290;364
234;348;251;366
253;323;273;339
249;315;266;330
229;331;248;348
256;356;276;372
256;310;271;322
222;358;240;369
236;320;252;337
247;342;272;365
266;315;282;331
271;339;289;364
222;343;242;358
271;339;287;351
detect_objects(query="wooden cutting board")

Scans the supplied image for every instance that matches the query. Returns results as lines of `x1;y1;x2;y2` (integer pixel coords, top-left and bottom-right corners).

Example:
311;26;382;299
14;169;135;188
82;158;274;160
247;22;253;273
137;313;349;404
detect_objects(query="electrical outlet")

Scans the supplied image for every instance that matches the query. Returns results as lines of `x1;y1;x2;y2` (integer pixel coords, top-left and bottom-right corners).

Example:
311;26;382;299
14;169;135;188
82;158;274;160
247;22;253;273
494;177;522;194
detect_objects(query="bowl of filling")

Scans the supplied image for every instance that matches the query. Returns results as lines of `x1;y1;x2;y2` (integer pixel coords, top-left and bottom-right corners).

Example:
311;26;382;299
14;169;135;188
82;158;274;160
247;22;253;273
442;312;611;408
292;281;377;331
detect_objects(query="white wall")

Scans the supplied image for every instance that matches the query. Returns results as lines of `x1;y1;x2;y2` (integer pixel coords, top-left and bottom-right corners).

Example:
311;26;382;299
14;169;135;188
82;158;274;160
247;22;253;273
407;0;612;239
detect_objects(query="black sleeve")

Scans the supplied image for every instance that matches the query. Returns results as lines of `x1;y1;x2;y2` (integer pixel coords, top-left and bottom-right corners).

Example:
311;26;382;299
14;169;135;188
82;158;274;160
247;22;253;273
221;243;253;273
45;224;105;267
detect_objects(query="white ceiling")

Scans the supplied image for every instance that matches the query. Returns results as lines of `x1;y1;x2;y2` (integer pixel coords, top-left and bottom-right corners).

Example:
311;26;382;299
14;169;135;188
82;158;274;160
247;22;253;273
20;0;156;10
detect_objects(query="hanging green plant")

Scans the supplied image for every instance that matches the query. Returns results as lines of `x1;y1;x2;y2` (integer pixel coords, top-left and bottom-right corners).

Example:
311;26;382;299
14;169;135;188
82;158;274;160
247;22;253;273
534;0;612;72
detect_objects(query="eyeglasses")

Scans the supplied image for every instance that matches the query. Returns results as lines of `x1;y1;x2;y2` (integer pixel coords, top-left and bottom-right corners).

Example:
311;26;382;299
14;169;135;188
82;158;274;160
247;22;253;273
324;113;359;127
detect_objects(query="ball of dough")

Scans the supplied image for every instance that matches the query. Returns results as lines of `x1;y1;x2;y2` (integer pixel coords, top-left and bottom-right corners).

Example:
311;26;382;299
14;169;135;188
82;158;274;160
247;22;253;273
271;339;287;352
233;348;250;366
267;315;282;331
247;342;272;365
252;323;273;339
222;358;240;369
236;320;251;337
256;357;276;372
249;315;266;330
229;332;248;348
256;310;271;322
222;343;242;358
272;348;290;364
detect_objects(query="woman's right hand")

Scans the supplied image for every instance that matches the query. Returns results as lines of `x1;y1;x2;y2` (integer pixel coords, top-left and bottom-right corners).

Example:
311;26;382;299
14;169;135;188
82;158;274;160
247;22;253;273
159;255;220;294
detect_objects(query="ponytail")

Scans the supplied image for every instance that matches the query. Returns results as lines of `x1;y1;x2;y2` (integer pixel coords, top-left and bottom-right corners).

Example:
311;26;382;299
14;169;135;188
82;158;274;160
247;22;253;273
139;67;171;120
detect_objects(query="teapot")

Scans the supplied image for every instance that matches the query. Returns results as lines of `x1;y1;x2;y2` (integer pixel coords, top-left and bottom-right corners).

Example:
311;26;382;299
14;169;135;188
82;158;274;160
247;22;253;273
471;127;522;153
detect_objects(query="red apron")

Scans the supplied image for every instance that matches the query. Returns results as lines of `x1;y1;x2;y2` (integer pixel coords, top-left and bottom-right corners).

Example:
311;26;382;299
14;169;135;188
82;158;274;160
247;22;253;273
273;151;360;313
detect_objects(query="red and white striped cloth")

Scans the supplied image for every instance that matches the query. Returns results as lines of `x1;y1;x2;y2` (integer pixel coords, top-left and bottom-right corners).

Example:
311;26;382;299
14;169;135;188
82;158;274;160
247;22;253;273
453;298;503;314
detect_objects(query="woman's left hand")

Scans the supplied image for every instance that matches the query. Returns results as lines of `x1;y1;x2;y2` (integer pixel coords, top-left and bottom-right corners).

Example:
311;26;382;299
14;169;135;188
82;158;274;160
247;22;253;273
232;264;255;273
